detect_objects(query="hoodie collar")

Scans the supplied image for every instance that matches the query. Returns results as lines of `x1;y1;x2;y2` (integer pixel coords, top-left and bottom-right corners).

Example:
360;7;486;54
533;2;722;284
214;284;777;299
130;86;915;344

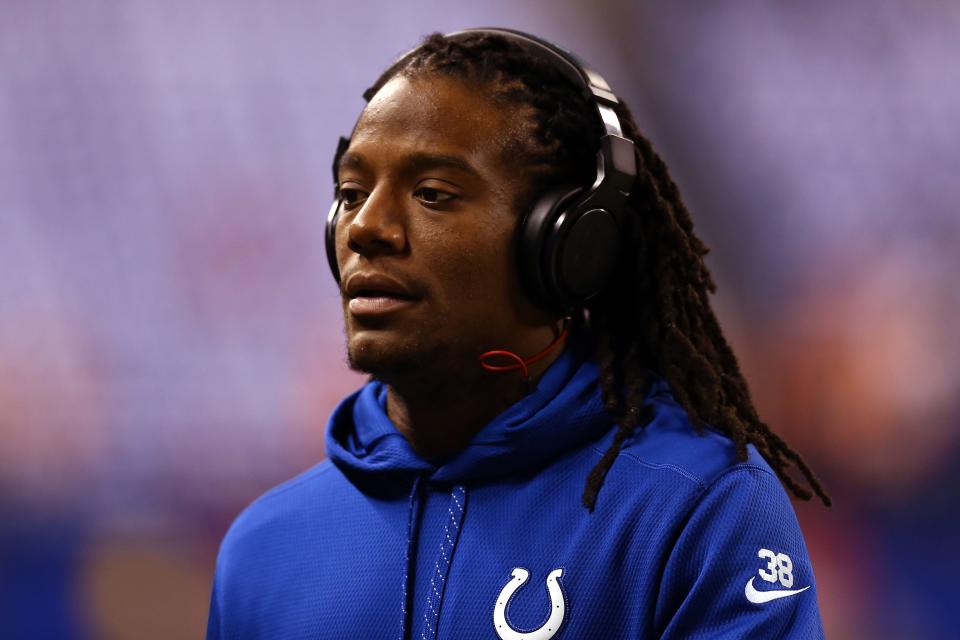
326;337;610;486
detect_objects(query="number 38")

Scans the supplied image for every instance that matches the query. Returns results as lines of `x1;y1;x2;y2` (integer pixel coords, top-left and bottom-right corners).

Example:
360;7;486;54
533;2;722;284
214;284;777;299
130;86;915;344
757;548;794;588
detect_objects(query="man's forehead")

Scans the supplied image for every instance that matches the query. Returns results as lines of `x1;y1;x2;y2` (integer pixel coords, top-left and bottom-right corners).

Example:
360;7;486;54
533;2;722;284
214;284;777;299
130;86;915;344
338;148;480;178
355;74;528;148
358;77;440;129
339;73;540;190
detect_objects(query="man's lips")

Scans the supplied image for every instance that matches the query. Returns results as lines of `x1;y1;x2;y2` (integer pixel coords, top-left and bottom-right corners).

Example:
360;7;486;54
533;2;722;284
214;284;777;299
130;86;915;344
348;295;418;316
343;271;421;317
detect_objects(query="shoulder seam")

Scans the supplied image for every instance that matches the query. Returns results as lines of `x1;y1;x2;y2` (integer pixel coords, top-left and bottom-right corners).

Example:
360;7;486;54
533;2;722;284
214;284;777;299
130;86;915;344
254;459;335;504
595;447;779;495
701;462;780;496
591;446;706;490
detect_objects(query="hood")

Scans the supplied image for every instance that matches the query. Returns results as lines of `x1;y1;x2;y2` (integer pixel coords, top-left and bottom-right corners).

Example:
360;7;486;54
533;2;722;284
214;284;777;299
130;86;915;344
325;337;612;486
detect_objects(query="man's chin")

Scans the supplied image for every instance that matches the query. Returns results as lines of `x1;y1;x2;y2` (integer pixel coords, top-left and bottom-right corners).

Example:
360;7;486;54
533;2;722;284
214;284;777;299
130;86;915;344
347;348;416;379
346;335;445;382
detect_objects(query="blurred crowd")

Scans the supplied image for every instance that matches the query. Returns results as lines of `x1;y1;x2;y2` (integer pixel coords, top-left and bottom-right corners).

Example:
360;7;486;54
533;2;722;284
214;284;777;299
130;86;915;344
1;2;957;638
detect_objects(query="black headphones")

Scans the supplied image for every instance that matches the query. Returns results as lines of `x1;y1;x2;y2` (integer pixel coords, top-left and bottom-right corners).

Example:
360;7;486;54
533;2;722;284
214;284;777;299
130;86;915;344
325;27;637;311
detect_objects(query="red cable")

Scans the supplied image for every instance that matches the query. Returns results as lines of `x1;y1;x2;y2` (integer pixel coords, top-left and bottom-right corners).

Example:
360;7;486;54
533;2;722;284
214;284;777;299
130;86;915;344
478;321;570;381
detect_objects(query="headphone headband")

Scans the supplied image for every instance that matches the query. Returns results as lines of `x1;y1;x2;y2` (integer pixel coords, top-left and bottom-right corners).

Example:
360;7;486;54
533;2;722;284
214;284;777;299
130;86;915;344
397;28;626;138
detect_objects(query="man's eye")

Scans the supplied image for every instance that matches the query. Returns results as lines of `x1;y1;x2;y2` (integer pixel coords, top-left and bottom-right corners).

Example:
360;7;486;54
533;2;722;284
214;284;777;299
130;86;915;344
414;187;455;205
339;188;367;207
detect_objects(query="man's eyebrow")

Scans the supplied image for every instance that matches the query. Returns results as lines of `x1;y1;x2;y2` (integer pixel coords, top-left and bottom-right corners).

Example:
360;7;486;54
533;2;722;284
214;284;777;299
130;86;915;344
337;151;366;174
337;150;481;178
405;152;480;177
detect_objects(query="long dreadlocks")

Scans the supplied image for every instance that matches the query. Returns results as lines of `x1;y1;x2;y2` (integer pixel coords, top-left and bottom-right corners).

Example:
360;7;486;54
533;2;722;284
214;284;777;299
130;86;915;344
350;31;831;511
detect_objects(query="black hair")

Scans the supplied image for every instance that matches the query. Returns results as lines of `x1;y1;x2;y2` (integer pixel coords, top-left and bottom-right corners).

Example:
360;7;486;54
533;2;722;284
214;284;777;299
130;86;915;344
350;31;831;510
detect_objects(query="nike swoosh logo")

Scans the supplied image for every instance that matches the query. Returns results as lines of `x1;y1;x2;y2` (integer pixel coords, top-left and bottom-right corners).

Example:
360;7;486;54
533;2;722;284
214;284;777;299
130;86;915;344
744;577;810;604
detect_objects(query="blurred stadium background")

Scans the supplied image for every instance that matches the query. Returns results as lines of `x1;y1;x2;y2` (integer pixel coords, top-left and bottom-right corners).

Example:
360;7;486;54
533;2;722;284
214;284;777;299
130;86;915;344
1;1;958;638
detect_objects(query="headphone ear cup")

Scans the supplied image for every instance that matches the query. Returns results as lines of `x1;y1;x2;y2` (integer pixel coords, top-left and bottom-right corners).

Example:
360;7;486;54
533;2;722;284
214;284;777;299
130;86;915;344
520;185;624;310
325;199;343;284
547;205;622;305
519;185;584;309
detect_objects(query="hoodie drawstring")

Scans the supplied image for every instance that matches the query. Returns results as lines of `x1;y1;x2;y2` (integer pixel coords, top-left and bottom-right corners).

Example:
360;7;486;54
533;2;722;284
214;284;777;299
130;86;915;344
399;481;469;640
399;476;423;640
420;485;467;640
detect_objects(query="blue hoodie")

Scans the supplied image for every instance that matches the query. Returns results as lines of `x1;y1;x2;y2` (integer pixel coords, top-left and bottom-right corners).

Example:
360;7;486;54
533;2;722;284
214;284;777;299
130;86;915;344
207;342;824;639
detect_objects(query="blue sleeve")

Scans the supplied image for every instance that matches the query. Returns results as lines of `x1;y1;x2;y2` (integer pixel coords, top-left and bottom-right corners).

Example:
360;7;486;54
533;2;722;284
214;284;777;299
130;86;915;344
205;573;222;640
655;466;825;639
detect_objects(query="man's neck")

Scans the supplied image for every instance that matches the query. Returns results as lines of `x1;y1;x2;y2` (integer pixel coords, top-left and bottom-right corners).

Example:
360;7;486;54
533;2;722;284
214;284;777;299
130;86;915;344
384;333;567;460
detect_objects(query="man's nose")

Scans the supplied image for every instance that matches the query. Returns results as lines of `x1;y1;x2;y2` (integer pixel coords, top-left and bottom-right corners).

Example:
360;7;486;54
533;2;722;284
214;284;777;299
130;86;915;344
344;188;407;259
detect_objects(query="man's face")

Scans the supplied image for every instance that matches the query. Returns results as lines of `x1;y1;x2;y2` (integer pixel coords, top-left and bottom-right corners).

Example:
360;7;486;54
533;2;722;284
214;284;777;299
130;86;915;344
335;73;554;381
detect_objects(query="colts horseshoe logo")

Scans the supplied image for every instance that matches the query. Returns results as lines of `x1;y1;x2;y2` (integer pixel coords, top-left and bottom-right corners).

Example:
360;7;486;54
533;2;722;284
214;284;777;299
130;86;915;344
493;567;566;640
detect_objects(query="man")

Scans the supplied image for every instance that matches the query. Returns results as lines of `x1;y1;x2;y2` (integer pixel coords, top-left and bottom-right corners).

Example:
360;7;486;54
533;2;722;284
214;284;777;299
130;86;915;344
207;29;828;639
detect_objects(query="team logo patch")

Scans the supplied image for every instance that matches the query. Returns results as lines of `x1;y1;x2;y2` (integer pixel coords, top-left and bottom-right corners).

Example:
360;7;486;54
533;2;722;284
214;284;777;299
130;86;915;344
745;548;810;604
493;567;565;640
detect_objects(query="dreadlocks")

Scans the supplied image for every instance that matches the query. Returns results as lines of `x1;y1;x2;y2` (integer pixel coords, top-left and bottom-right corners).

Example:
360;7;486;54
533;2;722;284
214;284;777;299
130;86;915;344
353;32;831;511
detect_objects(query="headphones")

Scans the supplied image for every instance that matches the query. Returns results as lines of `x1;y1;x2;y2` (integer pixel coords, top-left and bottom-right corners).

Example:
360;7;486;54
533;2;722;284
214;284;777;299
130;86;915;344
325;27;637;311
